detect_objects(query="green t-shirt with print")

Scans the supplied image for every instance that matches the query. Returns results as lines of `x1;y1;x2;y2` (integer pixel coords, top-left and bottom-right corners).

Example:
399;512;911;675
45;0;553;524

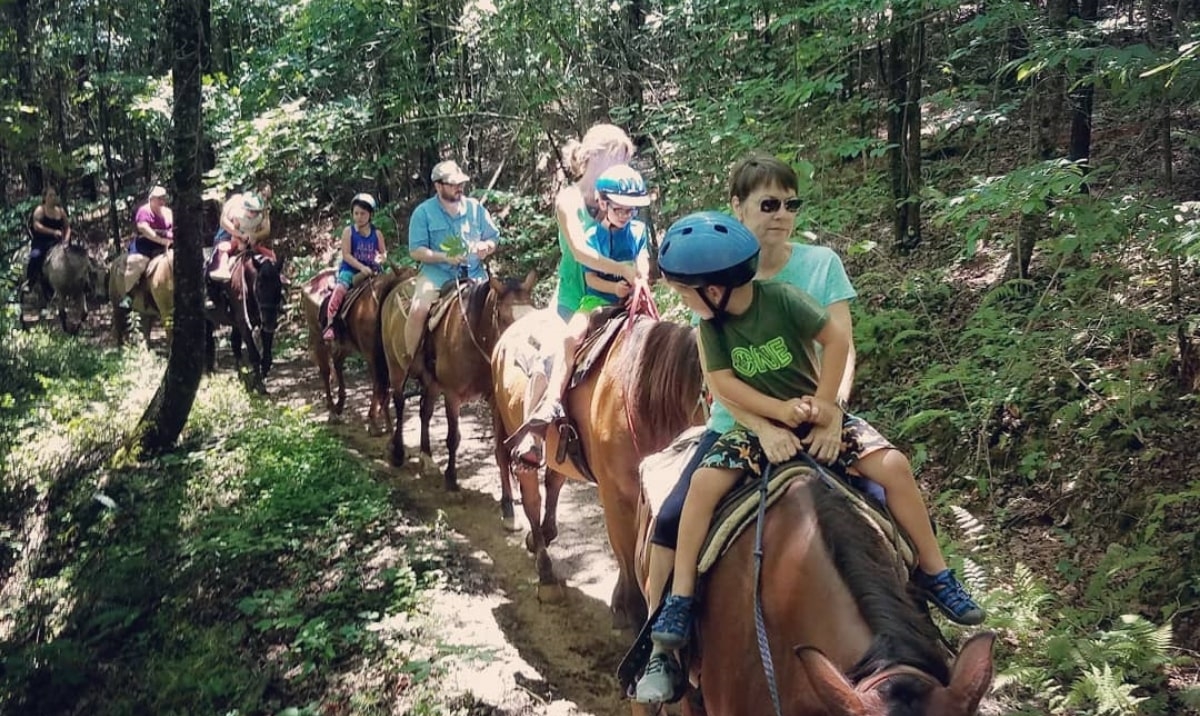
700;281;829;415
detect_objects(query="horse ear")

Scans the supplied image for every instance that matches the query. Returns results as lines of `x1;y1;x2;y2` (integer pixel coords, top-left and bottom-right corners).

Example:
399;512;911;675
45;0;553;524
794;646;870;716
945;632;996;713
522;270;537;292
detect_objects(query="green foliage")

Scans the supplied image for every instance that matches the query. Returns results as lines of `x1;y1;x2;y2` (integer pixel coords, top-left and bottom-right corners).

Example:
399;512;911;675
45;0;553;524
951;509;1178;716
0;326;449;714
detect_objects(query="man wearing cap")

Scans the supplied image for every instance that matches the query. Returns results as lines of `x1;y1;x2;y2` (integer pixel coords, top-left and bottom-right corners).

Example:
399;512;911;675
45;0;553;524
119;185;174;309
404;159;500;361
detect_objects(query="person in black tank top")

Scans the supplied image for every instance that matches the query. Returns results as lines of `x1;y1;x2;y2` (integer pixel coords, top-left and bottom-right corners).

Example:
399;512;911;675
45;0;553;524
27;187;71;299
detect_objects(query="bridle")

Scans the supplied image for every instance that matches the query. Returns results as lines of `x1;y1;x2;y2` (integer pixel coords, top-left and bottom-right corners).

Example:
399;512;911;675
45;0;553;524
855;663;943;695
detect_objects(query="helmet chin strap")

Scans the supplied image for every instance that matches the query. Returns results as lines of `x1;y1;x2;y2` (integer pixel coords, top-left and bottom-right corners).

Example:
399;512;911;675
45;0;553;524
699;285;734;321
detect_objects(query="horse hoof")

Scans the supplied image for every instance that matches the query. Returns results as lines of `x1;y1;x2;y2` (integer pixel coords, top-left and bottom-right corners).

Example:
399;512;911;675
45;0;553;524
501;514;519;533
537;582;565;603
418;454;439;478
524;531;537;553
367;425;384;437
327;414;343;425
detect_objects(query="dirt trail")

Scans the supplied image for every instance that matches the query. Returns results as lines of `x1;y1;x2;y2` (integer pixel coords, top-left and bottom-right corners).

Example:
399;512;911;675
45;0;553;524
267;348;639;716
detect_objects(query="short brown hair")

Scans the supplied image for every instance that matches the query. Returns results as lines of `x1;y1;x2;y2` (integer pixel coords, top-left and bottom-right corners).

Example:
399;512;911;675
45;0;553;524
728;153;799;202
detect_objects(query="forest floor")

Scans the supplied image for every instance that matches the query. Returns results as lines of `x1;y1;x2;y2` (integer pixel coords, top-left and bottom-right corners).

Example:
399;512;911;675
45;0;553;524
265;340;635;716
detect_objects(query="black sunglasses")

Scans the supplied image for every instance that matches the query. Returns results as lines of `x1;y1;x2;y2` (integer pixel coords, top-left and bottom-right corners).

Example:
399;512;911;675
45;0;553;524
760;197;803;214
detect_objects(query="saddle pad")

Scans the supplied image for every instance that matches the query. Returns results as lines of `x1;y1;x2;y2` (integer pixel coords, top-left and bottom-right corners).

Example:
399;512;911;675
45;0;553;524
694;461;917;577
697;467;798;576
567;306;628;391
427;280;471;333
338;275;377;321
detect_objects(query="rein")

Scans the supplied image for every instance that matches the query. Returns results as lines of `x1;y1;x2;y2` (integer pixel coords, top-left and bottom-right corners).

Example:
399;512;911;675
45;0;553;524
752;463;784;716
452;270;495;363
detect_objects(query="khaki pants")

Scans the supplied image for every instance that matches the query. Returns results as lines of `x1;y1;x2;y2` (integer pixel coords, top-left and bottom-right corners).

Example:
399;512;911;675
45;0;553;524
405;274;444;357
123;253;151;294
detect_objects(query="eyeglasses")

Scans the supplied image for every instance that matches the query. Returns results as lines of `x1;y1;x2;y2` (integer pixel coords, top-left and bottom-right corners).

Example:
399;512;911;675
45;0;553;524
759;197;803;214
609;206;638;218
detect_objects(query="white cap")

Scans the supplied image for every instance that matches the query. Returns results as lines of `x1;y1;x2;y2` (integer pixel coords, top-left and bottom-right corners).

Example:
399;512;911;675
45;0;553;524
148;185;168;199
431;160;470;185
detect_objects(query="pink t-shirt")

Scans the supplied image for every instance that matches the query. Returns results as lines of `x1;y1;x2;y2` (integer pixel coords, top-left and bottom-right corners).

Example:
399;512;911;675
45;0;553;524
132;203;173;255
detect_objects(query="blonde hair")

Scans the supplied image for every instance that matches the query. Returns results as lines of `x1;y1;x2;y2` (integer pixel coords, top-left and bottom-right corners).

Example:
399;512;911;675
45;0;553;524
563;124;634;205
563;124;634;179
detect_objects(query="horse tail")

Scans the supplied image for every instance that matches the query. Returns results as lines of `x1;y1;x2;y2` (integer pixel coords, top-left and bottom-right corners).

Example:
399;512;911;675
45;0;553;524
371;274;406;388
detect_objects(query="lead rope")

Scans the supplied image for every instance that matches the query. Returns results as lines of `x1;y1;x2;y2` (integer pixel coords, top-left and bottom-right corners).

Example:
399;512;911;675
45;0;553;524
452;267;494;362
753;463;784;716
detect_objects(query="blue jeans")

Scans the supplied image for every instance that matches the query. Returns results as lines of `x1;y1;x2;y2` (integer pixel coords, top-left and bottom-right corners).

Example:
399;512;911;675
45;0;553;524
649;429;722;550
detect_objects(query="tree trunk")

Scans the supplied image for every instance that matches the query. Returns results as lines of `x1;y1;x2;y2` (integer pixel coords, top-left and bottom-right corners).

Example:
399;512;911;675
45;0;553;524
14;0;43;196
1068;0;1098;193
132;0;207;455
883;7;925;252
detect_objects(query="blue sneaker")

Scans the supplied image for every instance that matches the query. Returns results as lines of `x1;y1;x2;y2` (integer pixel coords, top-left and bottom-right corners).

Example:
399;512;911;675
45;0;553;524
650;594;694;649
914;569;986;625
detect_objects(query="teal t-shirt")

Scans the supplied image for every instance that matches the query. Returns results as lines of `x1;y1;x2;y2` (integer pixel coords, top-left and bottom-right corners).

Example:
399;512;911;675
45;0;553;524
705;243;857;434
701;282;828;410
555;206;598;315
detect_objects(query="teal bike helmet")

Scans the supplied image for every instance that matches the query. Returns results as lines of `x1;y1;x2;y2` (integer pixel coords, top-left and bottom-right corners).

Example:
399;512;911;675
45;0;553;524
595;164;651;207
658;211;760;317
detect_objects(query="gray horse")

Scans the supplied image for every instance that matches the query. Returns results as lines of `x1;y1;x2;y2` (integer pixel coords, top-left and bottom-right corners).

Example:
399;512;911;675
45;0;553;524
42;243;106;334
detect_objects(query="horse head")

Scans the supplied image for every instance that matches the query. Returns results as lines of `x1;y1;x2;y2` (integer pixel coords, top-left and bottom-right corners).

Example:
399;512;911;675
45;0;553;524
485;270;537;337
795;632;996;716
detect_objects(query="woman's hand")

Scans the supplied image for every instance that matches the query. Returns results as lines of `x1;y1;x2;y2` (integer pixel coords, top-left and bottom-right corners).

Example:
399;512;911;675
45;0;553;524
619;264;639;286
801;418;843;464
614;280;632;298
759;424;803;465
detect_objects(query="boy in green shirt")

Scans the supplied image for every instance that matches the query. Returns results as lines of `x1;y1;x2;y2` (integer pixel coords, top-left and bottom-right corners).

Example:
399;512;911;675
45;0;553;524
636;211;983;701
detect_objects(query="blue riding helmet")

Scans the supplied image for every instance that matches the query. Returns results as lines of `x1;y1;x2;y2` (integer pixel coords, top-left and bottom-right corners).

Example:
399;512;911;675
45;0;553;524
657;211;760;289
596;164;652;207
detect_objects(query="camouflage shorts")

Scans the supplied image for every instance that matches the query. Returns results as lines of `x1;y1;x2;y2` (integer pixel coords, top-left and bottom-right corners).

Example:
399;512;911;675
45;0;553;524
699;413;895;477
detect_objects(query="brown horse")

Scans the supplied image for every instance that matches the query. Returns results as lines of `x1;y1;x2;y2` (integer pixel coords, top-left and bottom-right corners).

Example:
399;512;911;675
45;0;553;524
380;271;536;489
205;252;286;393
302;269;410;435
491;310;706;630
633;464;996;716
107;250;174;347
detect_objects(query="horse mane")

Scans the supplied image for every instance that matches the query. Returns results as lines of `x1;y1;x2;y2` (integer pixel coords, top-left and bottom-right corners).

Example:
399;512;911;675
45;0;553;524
612;319;702;455
810;482;951;686
464;278;493;326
